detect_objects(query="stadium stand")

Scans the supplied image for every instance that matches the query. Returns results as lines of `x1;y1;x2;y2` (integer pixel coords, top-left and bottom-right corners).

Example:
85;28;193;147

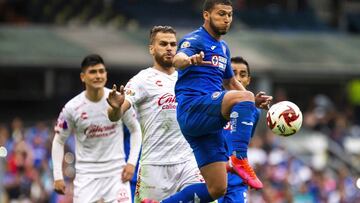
1;0;360;202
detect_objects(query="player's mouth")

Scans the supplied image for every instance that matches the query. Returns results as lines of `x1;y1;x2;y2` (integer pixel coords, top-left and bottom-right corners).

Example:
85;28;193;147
93;80;104;84
164;54;174;59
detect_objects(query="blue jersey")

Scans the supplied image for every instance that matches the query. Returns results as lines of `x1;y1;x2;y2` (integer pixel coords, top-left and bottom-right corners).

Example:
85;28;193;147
175;26;234;108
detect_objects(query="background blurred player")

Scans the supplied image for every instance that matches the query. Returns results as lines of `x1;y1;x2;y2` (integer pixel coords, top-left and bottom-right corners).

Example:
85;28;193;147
107;26;203;202
52;54;142;203
219;56;261;203
141;0;272;202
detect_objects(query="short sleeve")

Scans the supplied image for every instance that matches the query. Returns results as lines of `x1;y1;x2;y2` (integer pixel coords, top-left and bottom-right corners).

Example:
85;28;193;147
177;36;202;57
223;43;234;79
54;106;74;139
124;77;147;106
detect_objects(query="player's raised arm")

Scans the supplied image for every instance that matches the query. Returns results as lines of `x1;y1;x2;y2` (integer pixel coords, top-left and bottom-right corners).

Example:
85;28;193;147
107;84;131;121
173;51;212;70
223;76;246;91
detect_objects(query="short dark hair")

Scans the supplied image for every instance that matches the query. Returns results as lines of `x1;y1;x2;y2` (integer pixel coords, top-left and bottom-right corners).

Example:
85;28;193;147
203;0;232;12
149;25;176;45
81;54;104;72
231;56;250;76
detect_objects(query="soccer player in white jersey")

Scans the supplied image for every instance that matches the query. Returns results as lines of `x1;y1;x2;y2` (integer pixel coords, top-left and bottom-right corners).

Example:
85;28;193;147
52;54;142;203
107;26;203;202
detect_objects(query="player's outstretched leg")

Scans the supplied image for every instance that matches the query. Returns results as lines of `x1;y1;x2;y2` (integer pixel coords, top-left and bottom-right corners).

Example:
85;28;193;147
141;199;159;203
141;183;214;203
222;90;263;189
229;100;263;189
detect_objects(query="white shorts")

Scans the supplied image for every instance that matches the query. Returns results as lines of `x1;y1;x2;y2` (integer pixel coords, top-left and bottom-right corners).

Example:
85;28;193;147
134;157;203;202
73;174;132;203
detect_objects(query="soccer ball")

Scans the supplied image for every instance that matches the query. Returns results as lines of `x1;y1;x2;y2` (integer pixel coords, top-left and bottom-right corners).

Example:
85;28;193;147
266;101;303;136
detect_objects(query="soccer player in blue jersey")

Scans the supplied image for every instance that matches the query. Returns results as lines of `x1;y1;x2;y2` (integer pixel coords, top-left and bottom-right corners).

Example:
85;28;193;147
141;0;272;202
218;56;261;203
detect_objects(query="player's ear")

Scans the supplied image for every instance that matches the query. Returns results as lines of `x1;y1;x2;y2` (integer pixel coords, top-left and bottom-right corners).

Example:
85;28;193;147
203;11;210;21
149;44;154;55
80;72;85;82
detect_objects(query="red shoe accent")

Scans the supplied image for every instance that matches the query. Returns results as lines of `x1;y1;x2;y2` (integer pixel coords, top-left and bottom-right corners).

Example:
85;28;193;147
230;155;263;189
141;199;160;203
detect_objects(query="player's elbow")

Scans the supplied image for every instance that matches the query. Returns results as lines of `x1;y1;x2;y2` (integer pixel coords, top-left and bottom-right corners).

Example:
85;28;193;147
173;53;189;70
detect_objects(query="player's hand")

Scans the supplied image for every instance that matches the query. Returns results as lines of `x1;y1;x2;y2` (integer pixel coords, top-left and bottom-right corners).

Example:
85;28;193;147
53;179;66;195
255;91;272;110
189;51;212;66
107;84;125;109
121;163;135;183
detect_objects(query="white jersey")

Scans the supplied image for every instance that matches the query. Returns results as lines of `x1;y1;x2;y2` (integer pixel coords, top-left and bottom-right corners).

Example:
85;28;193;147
125;67;193;165
54;88;138;178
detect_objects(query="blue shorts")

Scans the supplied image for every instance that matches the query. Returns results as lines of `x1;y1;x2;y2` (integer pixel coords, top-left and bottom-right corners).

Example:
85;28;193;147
177;91;228;168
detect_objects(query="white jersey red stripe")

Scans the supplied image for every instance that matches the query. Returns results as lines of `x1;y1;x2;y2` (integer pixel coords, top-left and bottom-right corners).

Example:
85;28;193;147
125;67;193;165
54;88;138;178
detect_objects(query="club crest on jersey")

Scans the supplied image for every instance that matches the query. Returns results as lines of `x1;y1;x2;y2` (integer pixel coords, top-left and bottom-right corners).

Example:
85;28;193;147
117;188;130;202
211;91;222;100
181;41;190;48
125;88;135;96
211;55;219;66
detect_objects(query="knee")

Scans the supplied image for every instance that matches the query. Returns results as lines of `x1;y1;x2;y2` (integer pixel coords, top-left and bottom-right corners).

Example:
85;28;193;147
232;90;254;103
241;90;254;100
208;184;227;199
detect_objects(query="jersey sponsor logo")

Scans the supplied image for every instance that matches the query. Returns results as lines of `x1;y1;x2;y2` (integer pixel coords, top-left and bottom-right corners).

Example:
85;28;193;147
84;124;116;138
230;112;239;133
223;121;232;131
180;41;190;48
56;118;68;130
155;80;163;87
80;112;88;120
158;93;177;109
241;121;254;126
211;91;222;100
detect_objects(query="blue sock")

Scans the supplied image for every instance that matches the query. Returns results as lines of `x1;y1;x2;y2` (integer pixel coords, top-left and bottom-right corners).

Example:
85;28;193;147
251;108;260;138
230;101;257;159
161;183;214;203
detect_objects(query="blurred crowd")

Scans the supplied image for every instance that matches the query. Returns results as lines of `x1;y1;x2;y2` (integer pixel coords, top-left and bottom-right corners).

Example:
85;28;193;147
0;118;75;203
1;90;360;203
